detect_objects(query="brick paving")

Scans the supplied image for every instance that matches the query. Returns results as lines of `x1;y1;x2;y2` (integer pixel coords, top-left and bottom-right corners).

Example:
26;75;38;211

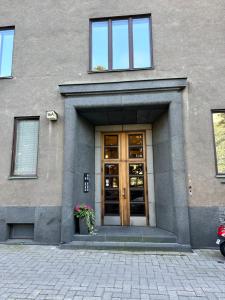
0;245;224;300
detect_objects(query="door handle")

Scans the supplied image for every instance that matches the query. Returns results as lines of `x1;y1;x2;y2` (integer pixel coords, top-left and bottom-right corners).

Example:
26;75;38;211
122;187;126;198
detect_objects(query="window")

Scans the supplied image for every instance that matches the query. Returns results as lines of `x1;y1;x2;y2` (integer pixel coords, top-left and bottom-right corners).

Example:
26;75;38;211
0;27;14;77
90;15;152;71
11;117;40;177
212;111;225;175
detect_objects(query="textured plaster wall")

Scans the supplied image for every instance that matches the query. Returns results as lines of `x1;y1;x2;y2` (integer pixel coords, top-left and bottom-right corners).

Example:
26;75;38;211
0;0;225;209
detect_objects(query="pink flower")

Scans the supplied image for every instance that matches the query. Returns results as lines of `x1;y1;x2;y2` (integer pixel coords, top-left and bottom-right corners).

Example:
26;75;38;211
74;203;93;212
74;205;80;212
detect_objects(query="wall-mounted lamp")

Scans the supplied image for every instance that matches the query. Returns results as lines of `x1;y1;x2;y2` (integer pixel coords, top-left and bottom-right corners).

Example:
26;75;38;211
46;110;58;121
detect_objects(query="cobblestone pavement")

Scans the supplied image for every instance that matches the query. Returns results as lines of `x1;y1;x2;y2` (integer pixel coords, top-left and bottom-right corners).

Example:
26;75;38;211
0;245;224;300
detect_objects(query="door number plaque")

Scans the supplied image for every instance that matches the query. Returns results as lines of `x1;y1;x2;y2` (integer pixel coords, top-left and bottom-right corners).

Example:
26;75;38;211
84;173;90;193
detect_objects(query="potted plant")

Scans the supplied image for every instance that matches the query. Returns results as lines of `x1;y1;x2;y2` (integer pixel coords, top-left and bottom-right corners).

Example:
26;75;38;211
74;204;95;234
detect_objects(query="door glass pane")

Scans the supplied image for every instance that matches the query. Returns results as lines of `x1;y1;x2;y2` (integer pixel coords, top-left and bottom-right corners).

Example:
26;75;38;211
105;203;119;215
130;203;145;216
133;18;151;68
92;21;108;71
105;177;119;188
129;162;145;217
105;164;119;175
104;147;118;159
130;190;144;203
105;135;118;146
130;177;144;187
212;112;225;174
112;19;129;69
105;190;119;202
129;134;143;158
104;163;119;216
129;164;144;175
104;135;118;159
0;29;14;77
129;134;143;146
129;147;143;159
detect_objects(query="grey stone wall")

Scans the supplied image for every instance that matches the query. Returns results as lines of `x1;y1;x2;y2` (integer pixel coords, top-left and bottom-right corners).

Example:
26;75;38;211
61;108;95;242
189;206;225;248
75;115;95;208
219;207;225;225
153;111;175;233
0;206;61;244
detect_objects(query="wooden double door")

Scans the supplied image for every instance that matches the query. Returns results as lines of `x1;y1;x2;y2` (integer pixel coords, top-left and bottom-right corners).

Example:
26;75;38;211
102;131;148;226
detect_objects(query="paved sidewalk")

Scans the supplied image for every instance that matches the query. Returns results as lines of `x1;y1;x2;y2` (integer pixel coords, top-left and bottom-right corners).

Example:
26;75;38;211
0;245;224;300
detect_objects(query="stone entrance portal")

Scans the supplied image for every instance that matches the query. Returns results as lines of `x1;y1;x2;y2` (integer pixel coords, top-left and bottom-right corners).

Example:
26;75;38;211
59;78;190;248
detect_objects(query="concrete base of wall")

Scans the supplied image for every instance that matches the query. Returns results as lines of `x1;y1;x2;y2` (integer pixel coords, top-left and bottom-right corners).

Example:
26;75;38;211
0;206;61;244
189;206;225;248
0;205;223;248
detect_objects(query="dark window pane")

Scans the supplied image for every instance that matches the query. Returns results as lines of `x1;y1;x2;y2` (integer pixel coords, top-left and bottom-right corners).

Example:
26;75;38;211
129;164;144;175
105;177;119;188
112;19;129;69
105;135;118;146
130;177;144;187
130;190;144;203
92;21;108;71
104;147;118;159
105;203;119;215
105;164;119;175
213;112;225;174
129;134;143;146
105;190;119;202
0;29;14;77
129;147;143;159
130;203;145;216
133;18;151;68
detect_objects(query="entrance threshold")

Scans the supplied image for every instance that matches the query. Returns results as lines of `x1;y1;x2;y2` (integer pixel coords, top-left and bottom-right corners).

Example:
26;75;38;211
60;227;192;252
74;226;177;243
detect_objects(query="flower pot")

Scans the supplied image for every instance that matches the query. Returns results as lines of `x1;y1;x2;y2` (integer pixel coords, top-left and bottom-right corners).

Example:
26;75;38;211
79;218;89;235
74;217;80;234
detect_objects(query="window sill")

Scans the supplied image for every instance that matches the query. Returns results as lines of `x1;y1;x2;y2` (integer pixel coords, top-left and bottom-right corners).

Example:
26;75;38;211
216;175;225;184
88;67;154;74
0;76;13;79
8;176;38;180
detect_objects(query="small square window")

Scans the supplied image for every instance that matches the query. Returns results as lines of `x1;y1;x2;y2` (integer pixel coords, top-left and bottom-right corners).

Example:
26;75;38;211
11;117;40;177
212;111;225;175
90;15;153;72
0;27;15;77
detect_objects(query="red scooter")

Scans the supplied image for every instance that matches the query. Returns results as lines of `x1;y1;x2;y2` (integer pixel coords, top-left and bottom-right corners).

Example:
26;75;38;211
216;225;225;257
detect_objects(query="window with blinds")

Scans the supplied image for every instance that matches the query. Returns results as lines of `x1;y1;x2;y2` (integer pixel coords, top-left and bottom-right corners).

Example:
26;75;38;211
11;117;39;177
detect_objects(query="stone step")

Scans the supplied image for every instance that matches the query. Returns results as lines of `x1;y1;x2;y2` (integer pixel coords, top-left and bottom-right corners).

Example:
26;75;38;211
60;241;192;252
72;234;177;243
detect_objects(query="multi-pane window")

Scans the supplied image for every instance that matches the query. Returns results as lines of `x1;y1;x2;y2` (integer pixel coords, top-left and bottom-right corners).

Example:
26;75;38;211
0;27;14;77
90;15;152;71
11;117;40;177
212;111;225;175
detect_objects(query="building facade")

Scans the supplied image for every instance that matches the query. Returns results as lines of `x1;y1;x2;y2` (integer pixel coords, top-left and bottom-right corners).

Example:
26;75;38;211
0;0;225;248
